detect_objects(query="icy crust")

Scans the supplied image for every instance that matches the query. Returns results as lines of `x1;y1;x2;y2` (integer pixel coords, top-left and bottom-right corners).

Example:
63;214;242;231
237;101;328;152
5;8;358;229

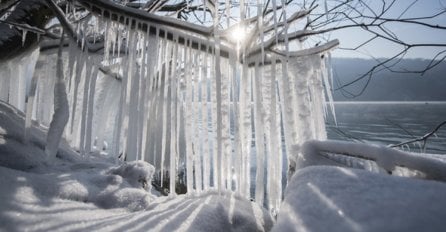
274;166;446;232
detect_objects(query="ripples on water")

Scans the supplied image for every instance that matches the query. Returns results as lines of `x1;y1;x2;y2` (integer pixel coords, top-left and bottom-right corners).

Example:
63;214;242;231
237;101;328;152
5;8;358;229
326;102;446;154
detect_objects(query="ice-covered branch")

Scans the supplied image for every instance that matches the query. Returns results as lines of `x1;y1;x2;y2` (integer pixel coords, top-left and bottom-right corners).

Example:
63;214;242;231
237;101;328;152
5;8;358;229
299;140;446;181
273;39;339;58
74;0;212;36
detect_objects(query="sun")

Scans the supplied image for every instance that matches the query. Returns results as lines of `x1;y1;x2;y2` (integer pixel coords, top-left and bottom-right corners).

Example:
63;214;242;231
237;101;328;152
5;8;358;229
230;25;247;44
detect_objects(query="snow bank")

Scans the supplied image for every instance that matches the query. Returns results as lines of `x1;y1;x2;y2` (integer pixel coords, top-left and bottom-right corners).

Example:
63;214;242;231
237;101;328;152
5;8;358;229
0;162;272;231
0;101;273;231
108;160;155;190
274;166;446;232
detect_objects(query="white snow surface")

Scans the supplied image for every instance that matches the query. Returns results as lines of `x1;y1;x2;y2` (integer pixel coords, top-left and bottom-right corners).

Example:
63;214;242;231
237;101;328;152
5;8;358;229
0;101;273;231
274;166;446;232
2;92;446;231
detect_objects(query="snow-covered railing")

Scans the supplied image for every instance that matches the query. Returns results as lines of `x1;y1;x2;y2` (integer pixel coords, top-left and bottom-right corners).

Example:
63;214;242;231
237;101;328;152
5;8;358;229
297;140;446;181
0;0;338;212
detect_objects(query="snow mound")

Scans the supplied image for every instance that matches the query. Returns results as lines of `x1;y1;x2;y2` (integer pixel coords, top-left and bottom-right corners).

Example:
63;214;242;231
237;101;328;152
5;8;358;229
108;160;155;190
274;166;446;232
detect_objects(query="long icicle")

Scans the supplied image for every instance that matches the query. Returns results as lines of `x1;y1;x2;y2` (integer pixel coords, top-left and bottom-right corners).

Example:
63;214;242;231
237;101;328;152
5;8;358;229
159;35;169;187
169;35;179;196
185;40;195;194
254;60;266;207
201;48;211;191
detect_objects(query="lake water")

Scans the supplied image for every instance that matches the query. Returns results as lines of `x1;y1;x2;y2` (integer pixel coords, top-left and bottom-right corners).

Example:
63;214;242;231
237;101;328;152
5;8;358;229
326;102;446;154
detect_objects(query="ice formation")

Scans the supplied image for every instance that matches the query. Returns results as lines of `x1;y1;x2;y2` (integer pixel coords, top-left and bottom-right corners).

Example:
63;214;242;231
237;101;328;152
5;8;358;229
0;0;337;211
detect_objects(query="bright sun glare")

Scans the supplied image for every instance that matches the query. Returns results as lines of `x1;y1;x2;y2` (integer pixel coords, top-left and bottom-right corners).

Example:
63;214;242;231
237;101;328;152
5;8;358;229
230;26;247;44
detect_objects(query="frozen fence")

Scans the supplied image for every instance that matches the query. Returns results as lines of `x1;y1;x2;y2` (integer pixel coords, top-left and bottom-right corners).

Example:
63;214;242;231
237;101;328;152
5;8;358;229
0;1;337;211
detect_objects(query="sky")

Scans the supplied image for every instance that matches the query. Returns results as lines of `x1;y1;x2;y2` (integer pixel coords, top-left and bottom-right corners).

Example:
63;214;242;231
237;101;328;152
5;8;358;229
154;0;445;60
327;0;446;59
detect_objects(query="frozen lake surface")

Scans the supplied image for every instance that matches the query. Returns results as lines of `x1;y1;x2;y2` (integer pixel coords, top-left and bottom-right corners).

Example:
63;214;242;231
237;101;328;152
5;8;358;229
327;102;446;154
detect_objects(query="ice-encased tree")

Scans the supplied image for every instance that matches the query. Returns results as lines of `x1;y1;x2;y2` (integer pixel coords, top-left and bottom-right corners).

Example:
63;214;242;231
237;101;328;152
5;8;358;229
1;0;445;210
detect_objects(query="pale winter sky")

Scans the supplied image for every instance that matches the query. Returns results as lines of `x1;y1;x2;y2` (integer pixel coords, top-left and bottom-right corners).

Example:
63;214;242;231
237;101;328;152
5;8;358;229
328;0;446;59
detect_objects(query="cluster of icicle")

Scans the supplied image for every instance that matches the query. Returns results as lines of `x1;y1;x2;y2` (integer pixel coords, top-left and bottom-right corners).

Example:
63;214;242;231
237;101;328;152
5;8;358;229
0;2;335;212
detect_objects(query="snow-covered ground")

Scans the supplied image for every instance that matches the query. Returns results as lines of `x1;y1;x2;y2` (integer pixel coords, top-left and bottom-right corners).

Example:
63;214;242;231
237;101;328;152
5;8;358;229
0;101;273;231
1;100;446;231
275;166;446;232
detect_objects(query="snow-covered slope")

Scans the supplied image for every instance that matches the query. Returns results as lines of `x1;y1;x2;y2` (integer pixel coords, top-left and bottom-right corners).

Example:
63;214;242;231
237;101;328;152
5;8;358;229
0;101;273;231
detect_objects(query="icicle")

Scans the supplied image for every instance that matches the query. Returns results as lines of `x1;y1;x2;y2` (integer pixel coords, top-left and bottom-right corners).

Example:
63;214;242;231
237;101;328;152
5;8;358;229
22;49;40;142
268;59;282;213
254;61;266;206
67;42;77;91
79;58;93;158
143;32;160;164
324;52;337;125
201;48;211;191
84;66;98;158
189;48;198;192
69;54;87;149
104;20;112;63
21;29;27;46
10;48;39;112
194;48;203;192
157;33;168;187
239;61;252;198
185;42;195;194
219;57;231;190
169;35;179;196
117;20;123;57
229;51;240;192
93;75;118;153
209;49;218;189
309;56;328;140
125;29;140;161
137;30;149;160
24;68;39;143
111;56;128;159
276;57;294;178
0;61;11;102
160;37;171;190
213;4;224;192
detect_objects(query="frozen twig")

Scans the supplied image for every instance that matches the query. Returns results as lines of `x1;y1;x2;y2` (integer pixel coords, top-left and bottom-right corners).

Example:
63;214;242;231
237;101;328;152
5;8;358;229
389;121;446;150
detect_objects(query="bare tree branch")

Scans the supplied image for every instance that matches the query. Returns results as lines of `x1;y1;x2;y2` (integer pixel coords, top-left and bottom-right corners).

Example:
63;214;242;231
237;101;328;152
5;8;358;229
390;121;446;151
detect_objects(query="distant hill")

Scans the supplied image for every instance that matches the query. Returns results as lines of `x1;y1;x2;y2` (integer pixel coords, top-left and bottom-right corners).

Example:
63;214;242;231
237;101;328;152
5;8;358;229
331;58;446;101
